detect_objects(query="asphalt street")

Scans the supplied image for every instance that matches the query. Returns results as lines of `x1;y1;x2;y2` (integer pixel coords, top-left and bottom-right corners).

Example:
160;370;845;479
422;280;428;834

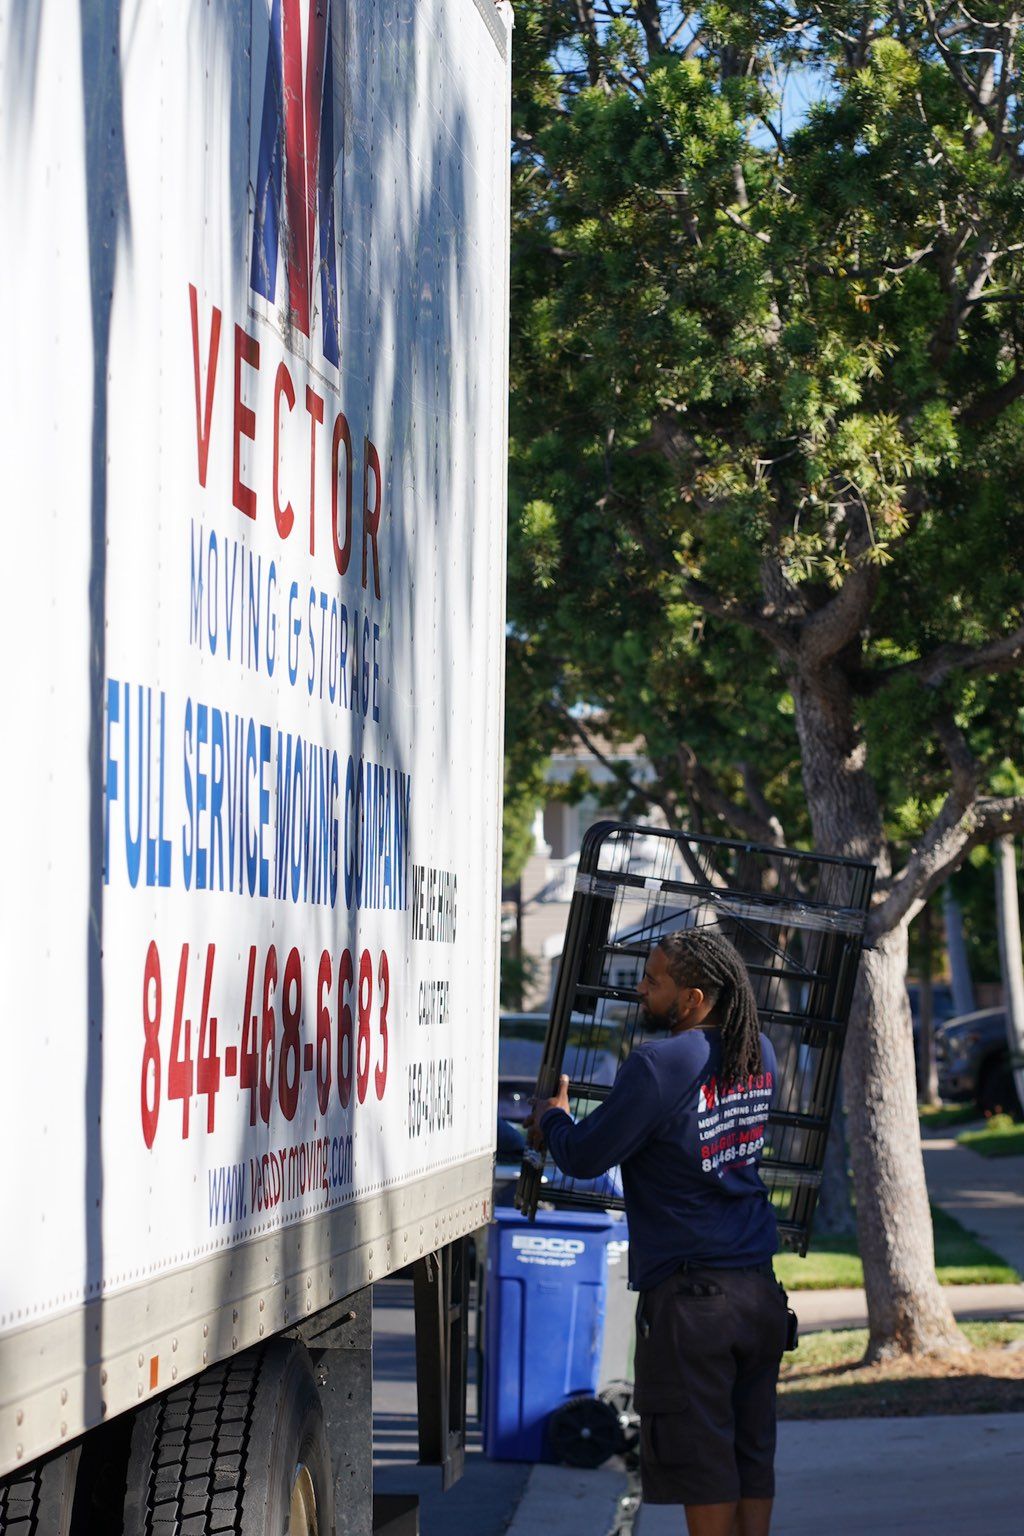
373;1276;533;1536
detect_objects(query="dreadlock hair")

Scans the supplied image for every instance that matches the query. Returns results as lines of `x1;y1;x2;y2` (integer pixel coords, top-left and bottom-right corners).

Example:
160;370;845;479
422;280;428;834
657;928;763;1089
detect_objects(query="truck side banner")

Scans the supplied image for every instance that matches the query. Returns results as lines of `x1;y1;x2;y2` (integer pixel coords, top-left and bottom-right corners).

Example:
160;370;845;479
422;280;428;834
0;0;508;1354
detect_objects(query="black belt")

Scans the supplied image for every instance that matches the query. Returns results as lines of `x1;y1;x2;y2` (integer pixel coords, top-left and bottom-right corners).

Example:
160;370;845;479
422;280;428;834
675;1259;775;1278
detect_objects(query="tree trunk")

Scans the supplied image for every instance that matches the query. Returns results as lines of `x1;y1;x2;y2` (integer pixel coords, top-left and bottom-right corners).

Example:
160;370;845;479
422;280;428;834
917;903;940;1108
942;883;975;1017
994;837;1024;1112
842;925;968;1359
790;667;966;1358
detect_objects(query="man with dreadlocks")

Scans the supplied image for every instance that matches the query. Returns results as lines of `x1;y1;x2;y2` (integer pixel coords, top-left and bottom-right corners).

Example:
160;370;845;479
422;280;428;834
529;928;789;1536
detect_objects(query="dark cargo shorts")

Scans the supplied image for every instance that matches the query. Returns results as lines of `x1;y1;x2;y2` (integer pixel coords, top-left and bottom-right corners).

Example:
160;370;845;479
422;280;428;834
633;1262;790;1506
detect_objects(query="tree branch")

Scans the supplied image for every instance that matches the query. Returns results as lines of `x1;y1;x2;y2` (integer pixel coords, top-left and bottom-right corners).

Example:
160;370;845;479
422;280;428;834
549;704;677;824
935;711;982;805
930;239;998;368
676;744;786;846
573;0;606;91
865;620;1024;690
739;760;787;846
923;1;999;124
546;709;743;891
798;556;880;669
633;0;663;58
923;2;1024;173
869;794;1024;941
682;577;800;655
962;367;1024;426
721;206;771;244
758;115;786;155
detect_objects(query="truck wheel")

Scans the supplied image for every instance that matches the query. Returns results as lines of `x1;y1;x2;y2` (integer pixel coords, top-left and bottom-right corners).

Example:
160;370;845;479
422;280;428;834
123;1340;332;1536
0;1446;81;1536
547;1394;626;1468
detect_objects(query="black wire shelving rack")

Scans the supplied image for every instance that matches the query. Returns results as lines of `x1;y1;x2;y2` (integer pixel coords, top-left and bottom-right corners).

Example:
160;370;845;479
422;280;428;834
513;821;875;1255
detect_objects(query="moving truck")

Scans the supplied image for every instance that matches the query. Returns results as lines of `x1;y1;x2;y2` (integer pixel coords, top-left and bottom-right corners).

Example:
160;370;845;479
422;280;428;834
0;0;511;1530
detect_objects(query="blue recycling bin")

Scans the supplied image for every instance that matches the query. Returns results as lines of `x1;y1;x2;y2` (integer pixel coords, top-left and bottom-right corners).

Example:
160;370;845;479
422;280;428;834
483;1206;615;1462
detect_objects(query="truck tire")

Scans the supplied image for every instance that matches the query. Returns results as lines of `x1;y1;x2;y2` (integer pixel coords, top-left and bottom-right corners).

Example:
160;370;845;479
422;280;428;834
122;1340;332;1536
0;1446;81;1536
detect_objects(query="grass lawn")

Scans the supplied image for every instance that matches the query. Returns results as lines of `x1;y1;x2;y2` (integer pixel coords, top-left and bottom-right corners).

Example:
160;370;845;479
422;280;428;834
778;1320;1024;1418
918;1102;981;1132
957;1113;1024;1158
774;1204;1019;1290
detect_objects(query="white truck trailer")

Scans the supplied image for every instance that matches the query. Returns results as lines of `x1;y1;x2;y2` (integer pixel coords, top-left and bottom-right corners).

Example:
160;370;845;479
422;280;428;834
0;1;511;1530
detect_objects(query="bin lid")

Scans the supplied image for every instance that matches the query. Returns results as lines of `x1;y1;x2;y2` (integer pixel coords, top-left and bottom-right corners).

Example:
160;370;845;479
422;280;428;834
491;1204;616;1234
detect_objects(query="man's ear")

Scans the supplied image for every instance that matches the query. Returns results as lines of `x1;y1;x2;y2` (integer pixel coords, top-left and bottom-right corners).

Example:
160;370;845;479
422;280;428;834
682;986;705;1013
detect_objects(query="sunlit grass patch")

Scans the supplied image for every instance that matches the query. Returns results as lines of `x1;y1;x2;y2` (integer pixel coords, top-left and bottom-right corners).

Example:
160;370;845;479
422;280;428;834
778;1321;1024;1418
775;1205;1019;1290
919;1102;981;1132
958;1114;1024;1159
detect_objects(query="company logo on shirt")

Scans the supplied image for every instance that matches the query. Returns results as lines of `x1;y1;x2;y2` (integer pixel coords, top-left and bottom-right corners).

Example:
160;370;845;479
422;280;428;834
698;1071;774;1174
251;0;341;366
701;1070;774;1112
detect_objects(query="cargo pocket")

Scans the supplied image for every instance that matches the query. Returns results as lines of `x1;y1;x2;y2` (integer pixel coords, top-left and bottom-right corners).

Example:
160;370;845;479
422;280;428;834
633;1277;716;1414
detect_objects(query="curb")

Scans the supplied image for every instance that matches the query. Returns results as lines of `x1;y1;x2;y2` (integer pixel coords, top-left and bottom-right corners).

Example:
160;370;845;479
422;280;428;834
792;1281;1024;1334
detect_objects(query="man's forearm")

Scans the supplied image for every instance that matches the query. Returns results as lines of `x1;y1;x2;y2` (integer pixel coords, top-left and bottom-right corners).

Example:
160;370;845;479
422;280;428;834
540;1107;619;1179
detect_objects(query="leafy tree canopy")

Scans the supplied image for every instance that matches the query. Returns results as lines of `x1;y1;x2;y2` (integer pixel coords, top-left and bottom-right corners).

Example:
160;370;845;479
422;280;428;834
508;1;1024;912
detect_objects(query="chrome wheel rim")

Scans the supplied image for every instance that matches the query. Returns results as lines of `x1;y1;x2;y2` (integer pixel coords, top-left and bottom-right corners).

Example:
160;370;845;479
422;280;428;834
289;1462;319;1536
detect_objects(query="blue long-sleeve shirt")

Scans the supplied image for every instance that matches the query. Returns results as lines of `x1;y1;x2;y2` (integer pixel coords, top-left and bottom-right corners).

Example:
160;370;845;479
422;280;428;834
541;1028;779;1290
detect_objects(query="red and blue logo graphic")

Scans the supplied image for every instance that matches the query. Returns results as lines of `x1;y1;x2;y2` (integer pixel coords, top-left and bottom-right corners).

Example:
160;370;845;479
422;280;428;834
250;0;341;365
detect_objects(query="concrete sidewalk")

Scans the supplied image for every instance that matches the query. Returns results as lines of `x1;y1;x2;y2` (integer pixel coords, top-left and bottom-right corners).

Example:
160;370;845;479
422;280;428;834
922;1131;1024;1275
793;1280;1024;1333
505;1463;630;1536
635;1413;1024;1535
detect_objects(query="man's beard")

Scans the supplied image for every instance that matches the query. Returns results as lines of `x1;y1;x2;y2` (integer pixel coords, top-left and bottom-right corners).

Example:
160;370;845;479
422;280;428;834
640;998;679;1032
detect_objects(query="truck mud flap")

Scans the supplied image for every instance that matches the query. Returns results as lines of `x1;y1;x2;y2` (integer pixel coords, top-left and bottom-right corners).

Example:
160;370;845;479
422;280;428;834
0;1446;81;1536
412;1239;469;1490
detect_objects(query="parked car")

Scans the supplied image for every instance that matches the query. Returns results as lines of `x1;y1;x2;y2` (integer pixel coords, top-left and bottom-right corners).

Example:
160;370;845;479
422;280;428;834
497;1012;621;1125
498;1037;619;1122
495;1013;624;1207
907;981;958;1032
935;1007;1023;1117
493;1116;623;1208
908;982;958;1078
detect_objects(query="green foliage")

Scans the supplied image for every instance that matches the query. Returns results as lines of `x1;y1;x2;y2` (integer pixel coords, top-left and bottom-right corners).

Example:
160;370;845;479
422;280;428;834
508;0;1024;876
502;757;545;890
502;636;560;888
